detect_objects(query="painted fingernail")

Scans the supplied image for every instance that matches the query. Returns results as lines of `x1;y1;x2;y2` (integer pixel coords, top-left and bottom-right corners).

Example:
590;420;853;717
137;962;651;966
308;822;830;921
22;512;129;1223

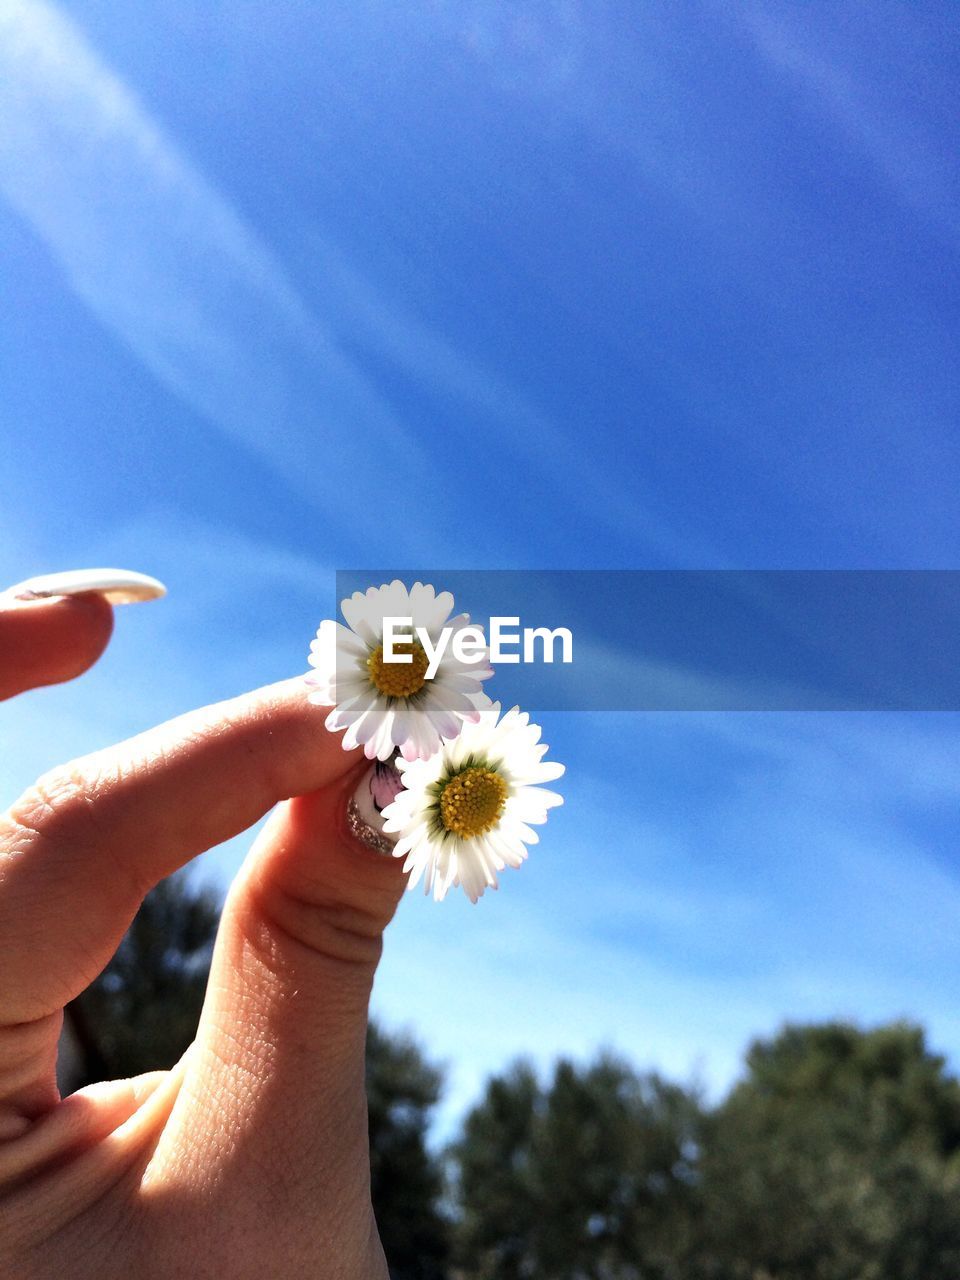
345;765;400;856
1;568;167;605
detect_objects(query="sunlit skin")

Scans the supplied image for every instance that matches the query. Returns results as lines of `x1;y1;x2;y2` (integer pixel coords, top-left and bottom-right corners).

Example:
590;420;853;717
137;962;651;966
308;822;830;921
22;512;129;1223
0;593;407;1279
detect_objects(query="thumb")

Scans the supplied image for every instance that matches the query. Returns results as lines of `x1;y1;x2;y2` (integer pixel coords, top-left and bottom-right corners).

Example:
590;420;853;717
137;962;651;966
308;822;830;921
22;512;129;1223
142;760;407;1258
0;594;114;701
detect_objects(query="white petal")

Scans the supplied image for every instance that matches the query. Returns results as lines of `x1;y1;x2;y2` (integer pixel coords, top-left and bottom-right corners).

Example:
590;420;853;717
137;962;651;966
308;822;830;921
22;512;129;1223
325;686;381;731
341;593;381;646
408;582;455;633
429;670;490;694
512;759;566;786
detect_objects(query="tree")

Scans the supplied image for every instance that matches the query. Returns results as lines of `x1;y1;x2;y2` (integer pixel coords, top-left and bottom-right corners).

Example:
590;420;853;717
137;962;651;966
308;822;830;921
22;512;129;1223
67;872;960;1280
366;1021;450;1280
451;1054;703;1280
67;870;219;1086
697;1021;960;1280
450;1061;541;1280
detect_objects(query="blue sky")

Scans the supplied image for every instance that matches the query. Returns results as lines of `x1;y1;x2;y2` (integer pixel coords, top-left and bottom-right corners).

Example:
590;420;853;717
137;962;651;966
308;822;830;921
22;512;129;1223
1;0;959;1131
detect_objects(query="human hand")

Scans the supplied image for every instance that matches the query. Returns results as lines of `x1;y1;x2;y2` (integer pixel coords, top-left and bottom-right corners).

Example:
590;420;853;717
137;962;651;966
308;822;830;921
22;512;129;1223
0;583;407;1279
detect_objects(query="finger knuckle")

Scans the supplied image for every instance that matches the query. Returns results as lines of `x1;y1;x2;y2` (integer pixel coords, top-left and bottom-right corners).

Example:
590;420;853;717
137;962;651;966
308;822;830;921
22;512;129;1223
253;881;386;973
5;757;113;848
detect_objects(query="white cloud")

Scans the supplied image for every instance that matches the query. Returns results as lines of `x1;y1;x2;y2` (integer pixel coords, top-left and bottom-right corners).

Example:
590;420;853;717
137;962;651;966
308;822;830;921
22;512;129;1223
730;2;959;246
302;228;729;566
0;0;430;527
0;0;733;569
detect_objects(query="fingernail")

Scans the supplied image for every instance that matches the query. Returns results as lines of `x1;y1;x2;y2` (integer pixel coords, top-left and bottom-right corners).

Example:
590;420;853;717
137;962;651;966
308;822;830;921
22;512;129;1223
344;765;400;857
1;568;167;606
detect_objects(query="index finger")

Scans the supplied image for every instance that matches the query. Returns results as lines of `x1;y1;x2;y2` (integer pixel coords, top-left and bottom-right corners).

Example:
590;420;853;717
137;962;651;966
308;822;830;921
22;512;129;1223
0;677;360;1028
0;595;114;701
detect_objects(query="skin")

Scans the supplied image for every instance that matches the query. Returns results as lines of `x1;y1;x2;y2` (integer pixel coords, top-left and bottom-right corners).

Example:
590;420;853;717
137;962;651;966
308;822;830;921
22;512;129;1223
0;593;408;1278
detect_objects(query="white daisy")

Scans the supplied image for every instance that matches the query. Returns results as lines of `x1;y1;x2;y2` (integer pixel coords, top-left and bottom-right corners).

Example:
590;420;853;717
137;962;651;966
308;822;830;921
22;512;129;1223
307;580;493;762
380;702;564;903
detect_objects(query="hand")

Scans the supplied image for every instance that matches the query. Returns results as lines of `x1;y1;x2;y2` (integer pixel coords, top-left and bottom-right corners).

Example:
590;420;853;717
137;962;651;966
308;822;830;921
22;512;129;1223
0;591;407;1278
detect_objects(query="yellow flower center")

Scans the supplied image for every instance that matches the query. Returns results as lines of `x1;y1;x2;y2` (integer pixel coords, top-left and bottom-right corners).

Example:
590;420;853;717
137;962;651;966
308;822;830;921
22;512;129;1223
367;641;430;699
439;767;508;839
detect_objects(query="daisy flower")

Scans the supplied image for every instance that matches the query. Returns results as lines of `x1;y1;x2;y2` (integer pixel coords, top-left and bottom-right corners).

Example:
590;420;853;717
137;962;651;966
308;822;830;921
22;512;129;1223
307;580;493;762
380;702;564;903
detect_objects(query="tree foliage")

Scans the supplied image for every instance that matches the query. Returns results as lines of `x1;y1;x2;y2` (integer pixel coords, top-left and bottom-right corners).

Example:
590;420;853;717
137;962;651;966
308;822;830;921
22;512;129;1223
69;871;219;1084
452;1054;703;1280
696;1021;960;1280
366;1023;450;1280
63;877;960;1280
451;1023;960;1280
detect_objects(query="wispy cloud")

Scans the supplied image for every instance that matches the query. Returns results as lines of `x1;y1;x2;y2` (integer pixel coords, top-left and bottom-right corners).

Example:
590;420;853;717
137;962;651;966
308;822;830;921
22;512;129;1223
306;233;725;566
0;0;432;530
729;2;959;246
0;0;725;568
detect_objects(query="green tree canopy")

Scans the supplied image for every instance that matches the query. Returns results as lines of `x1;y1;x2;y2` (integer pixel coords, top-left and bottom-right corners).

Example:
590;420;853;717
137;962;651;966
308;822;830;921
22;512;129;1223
69;870;219;1085
366;1021;449;1280
452;1054;703;1280
698;1021;960;1280
63;873;960;1280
